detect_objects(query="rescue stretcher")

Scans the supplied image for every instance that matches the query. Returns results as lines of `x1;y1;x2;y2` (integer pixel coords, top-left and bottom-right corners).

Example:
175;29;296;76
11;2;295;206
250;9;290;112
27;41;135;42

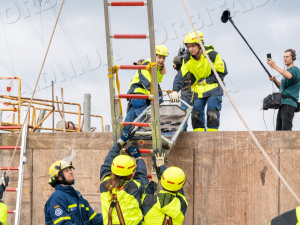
129;99;193;152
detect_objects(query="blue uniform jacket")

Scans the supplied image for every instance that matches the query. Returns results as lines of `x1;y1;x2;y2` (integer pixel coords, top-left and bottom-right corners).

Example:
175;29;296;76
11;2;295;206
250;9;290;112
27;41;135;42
100;143;149;186
44;185;103;225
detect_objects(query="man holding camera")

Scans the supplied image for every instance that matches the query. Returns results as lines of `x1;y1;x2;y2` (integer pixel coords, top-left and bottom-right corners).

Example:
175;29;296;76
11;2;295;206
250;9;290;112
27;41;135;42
268;49;300;130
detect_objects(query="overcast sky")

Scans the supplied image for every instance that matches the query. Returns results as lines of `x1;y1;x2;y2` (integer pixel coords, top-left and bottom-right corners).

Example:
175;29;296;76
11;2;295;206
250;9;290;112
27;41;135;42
0;0;299;132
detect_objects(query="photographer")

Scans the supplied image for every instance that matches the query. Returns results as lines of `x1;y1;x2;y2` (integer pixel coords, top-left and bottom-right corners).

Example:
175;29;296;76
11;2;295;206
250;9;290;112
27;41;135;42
268;49;300;130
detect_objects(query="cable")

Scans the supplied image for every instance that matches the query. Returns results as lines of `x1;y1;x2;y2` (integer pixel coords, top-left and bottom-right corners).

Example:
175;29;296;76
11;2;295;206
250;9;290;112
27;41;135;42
11;0;83;101
48;0;110;104
180;0;300;204
7;0;66;180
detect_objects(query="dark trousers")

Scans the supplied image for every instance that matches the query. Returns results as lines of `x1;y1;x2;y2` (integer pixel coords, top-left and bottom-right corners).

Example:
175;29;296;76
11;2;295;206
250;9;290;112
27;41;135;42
276;104;295;131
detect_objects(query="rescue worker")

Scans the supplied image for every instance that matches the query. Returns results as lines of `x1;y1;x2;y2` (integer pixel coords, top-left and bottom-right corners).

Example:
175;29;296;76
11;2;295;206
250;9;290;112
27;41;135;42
173;47;193;131
172;31;228;131
125;44;169;122
0;172;9;225
269;206;300;224
142;151;188;225
44;159;103;224
99;124;149;225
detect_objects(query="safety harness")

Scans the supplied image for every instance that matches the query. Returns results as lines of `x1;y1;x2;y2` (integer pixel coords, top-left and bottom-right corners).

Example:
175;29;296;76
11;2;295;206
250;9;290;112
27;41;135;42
108;186;125;225
162;215;173;225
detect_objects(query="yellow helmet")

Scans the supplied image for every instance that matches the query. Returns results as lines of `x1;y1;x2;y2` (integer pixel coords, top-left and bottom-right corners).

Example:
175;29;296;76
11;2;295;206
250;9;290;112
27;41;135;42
48;160;74;186
156;44;169;56
161;167;186;192
111;155;136;177
184;30;204;44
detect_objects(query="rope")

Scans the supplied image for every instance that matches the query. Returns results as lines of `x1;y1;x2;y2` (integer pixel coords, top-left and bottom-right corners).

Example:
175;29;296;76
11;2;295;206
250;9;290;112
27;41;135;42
108;66;123;117
180;0;300;204
6;0;66;180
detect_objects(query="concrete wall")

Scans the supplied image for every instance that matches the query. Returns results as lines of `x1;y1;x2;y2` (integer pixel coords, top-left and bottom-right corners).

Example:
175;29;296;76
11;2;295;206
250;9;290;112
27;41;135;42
1;131;300;224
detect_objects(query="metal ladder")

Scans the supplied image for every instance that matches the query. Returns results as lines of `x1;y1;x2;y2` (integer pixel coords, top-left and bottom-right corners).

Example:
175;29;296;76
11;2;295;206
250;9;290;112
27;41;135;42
0;120;28;225
103;0;162;152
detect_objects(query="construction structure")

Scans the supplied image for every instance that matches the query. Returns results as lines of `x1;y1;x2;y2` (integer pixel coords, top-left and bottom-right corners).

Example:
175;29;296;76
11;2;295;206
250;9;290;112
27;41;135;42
0;77;104;133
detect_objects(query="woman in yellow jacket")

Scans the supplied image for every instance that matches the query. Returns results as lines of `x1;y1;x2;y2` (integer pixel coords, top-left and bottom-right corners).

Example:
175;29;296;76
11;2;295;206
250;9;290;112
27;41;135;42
124;44;168;122
99;124;149;225
142;157;188;225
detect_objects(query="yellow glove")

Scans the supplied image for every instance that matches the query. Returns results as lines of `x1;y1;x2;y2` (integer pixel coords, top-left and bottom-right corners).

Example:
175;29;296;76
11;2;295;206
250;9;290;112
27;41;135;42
151;166;158;184
171;91;179;103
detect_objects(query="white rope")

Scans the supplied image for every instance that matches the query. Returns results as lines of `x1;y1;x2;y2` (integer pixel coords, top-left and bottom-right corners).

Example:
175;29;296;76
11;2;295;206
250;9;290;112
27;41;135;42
180;0;300;204
6;0;66;177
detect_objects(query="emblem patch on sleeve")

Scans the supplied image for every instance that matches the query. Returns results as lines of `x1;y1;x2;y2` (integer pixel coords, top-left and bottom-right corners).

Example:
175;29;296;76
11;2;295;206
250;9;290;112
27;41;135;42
55;208;63;216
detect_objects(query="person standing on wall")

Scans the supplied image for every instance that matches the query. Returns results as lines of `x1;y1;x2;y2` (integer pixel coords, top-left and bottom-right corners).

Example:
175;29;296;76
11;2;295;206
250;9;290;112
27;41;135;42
172;31;228;132
268;49;300;130
173;48;193;131
125;45;168;122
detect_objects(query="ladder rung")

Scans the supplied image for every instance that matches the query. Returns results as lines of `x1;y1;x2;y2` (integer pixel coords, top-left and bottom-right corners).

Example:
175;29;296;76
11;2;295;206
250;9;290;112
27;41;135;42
123;148;153;153
0;126;22;130
109;1;146;6
6;188;17;192
122;122;150;127
118;94;153;99
0;146;21;150
0;167;19;170
8;210;15;213
113;34;147;39
119;65;148;70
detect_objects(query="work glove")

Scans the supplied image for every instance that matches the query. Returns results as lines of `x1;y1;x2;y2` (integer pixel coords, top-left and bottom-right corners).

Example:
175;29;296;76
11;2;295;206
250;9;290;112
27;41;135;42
151;165;158;184
171;91;179;103
0;172;9;200
198;78;206;85
127;146;141;159
154;150;165;167
117;124;136;146
159;96;164;104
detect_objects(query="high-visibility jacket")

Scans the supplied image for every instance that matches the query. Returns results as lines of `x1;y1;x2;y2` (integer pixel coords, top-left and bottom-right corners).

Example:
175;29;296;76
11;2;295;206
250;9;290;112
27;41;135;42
44;184;103;225
0;200;7;225
173;45;228;98
100;143;149;225
142;188;188;225
128;58;164;97
269;206;300;224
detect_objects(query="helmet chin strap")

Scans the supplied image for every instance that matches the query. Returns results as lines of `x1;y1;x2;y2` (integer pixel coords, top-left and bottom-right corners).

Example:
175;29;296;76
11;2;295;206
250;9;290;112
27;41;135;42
58;171;74;185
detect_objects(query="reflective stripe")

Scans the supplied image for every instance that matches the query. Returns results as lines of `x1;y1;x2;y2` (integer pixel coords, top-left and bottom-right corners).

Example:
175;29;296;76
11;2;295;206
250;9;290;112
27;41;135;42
207;128;218;132
53;216;71;225
80;204;89;211
89;212;97;221
193;128;205;132
296;206;300;224
68;204;77;210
